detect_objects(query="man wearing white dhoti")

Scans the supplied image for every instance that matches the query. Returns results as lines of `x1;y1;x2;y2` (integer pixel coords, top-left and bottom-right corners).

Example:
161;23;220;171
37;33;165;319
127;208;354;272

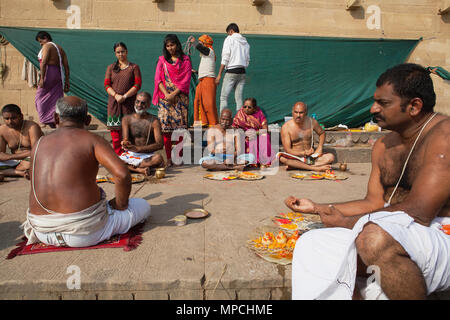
23;96;151;247
285;63;450;300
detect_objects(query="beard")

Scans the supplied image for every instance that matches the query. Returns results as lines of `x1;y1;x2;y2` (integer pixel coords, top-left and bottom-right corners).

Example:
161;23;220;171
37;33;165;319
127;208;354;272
134;106;146;115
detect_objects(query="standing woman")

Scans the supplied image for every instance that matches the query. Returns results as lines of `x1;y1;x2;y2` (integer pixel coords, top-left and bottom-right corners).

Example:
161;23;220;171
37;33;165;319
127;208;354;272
152;34;192;166
104;42;142;155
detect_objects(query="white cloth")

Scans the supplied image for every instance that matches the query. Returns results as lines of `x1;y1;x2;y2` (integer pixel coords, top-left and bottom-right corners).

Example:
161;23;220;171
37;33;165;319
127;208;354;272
21;57;38;87
198;48;216;79
292;211;450;300
0;160;21;167
22;190;109;245
37;41;64;87
33;198;151;248
220;33;250;69
119;151;154;167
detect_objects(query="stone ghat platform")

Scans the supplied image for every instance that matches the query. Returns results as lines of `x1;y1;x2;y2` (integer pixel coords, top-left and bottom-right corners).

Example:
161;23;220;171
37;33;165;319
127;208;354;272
1;164;449;300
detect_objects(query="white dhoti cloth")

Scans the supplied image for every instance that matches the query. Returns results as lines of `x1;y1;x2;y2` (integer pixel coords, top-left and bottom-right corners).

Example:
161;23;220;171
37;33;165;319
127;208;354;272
119;151;154;167
292;211;450;300
31;198;151;248
0;160;21;168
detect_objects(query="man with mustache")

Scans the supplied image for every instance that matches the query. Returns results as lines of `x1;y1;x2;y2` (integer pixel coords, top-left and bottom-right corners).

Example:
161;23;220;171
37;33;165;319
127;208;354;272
286;63;450;300
120;91;164;175
278;102;334;171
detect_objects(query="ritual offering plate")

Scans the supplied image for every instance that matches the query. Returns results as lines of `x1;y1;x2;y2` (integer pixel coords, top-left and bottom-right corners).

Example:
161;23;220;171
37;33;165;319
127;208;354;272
108;174;146;184
184;208;210;219
274;212;324;232
96;175;108;183
238;171;264;180
289;172;306;179
247;226;303;265
303;172;324;180
323;169;348;181
203;172;238;181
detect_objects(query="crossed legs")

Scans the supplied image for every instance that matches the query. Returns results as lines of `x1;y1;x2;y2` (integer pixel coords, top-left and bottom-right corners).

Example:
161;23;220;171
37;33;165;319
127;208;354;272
355;222;427;300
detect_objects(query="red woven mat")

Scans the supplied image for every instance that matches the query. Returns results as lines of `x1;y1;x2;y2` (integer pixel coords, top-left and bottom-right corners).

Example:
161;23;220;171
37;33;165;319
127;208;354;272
6;223;144;260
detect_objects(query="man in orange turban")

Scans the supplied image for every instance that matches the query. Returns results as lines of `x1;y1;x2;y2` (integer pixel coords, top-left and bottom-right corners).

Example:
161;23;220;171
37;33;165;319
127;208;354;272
190;35;219;127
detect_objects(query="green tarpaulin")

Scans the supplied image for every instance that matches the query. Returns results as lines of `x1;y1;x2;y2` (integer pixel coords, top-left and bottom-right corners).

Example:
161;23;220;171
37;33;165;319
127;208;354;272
0;26;419;127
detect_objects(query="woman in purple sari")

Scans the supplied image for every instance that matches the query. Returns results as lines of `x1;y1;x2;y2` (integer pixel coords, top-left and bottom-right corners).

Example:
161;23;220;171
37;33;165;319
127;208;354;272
35;31;70;128
232;98;274;165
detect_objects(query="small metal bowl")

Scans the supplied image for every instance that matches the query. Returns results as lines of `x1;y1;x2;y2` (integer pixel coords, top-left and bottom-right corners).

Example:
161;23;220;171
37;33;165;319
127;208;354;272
184;208;210;219
155;167;166;179
172;215;187;226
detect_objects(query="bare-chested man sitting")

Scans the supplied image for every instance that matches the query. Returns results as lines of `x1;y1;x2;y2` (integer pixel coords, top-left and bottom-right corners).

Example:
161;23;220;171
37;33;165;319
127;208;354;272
278;102;334;172
120;92;164;176
0;104;43;178
199;108;255;171
286;63;450;300
22;96;151;248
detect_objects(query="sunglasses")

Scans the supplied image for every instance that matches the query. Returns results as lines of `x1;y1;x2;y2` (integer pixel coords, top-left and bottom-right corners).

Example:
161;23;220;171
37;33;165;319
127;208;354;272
243;105;254;109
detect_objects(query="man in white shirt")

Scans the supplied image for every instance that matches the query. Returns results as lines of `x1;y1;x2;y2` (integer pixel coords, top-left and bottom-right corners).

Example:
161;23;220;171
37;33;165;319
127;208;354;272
215;23;250;114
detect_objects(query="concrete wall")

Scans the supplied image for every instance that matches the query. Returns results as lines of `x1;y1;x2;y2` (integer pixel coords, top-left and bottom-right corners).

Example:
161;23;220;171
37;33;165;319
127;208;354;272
0;0;449;125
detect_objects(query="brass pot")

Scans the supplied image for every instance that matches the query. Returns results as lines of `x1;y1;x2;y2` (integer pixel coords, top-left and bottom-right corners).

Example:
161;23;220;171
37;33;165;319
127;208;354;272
339;163;347;171
155;168;166;179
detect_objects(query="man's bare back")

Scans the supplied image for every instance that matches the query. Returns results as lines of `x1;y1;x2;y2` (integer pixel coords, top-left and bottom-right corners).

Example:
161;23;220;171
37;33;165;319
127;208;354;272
29;128;110;215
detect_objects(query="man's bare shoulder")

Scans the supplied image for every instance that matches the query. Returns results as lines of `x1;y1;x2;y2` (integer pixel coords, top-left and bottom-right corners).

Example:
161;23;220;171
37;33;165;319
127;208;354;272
0;124;7;135
424;115;450;146
281;120;295;131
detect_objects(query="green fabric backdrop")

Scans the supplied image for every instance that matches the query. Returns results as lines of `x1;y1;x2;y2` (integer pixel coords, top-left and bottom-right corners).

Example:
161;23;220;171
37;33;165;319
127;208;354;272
0;26;419;127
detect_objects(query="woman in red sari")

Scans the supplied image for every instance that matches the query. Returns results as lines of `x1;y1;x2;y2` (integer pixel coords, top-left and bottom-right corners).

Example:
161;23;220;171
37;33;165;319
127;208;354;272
153;34;192;166
232;98;274;165
104;42;142;155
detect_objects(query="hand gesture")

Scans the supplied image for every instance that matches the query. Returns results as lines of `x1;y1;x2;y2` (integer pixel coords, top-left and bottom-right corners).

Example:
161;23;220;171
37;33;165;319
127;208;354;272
284;196;315;213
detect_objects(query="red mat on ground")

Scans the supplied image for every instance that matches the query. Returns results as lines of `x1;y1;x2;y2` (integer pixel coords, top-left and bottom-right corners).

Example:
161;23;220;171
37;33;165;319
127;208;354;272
6;223;144;260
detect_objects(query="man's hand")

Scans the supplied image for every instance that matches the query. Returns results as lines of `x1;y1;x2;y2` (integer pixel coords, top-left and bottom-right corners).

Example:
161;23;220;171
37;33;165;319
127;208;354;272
284;196;315;213
304;147;315;157
0;153;11;161
109;198;128;211
215;76;221;86
64;81;70;93
38;78;44;88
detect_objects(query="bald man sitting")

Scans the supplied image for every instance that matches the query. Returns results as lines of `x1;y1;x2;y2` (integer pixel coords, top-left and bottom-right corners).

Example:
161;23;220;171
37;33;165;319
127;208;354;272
278;102;334;171
199;108;255;171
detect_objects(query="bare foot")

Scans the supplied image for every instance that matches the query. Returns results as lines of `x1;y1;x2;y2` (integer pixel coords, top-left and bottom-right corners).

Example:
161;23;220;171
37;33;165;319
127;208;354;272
313;165;332;172
0;174;4;182
233;164;246;171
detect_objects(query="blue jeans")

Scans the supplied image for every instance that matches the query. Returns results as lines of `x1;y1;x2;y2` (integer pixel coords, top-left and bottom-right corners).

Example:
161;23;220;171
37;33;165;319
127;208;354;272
219;72;246;114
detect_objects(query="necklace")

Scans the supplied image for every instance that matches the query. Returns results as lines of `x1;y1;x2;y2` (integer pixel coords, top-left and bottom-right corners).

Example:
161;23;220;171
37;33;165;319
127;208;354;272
387;112;438;205
16;120;25;151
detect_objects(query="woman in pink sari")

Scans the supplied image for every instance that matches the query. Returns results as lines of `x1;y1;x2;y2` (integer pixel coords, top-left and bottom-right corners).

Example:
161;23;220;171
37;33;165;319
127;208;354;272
153;34;192;166
232;98;274;165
